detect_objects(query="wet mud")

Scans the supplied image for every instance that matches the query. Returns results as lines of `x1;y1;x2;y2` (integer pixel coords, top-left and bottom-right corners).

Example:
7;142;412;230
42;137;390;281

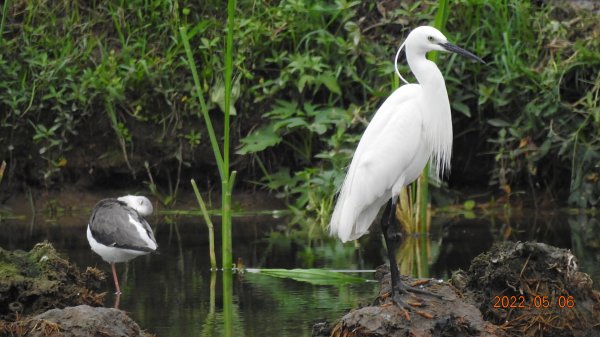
314;241;600;337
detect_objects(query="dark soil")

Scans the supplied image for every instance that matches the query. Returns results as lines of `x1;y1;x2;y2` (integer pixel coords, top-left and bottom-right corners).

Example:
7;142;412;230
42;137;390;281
313;241;600;337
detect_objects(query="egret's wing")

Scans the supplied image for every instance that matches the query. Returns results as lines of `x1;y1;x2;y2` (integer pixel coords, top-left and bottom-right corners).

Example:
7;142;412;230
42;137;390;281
352;85;421;159
330;85;424;242
89;199;158;252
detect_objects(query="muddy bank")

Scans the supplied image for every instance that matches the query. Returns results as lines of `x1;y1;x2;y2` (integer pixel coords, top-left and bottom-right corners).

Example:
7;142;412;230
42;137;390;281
0;242;152;337
314;241;600;337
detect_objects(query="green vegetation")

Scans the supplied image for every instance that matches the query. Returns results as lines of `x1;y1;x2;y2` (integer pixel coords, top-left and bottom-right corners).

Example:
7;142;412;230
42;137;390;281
0;1;598;230
447;1;600;209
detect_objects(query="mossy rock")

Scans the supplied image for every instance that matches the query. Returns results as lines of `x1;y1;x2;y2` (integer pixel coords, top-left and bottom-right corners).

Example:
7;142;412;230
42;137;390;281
0;242;105;320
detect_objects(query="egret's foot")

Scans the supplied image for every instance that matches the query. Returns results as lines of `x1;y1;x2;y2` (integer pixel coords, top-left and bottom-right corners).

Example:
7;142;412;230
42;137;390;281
387;285;439;321
402;282;444;299
387;281;443;308
390;290;411;310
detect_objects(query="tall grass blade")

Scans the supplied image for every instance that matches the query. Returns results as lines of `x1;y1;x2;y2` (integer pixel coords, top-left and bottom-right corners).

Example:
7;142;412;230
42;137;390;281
220;0;237;270
179;0;237;270
191;178;217;270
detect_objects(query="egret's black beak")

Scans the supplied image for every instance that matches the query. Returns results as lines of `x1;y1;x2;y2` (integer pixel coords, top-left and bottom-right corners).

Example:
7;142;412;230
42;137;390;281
440;42;485;64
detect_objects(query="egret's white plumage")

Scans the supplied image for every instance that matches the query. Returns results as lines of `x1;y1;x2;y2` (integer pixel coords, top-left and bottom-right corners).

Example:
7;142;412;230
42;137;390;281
330;26;483;243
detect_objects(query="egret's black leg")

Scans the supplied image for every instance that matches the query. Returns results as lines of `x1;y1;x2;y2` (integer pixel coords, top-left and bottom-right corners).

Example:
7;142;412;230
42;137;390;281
381;199;404;304
381;198;442;308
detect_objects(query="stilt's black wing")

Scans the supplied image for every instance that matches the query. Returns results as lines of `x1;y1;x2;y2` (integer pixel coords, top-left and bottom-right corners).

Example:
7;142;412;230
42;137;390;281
89;199;157;252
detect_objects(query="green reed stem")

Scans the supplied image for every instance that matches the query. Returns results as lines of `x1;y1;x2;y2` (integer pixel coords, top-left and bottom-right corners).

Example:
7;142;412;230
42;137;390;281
221;0;236;271
191;178;217;270
179;0;236;269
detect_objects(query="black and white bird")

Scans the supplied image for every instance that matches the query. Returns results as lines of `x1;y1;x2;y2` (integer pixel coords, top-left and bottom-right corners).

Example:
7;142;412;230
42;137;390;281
87;195;158;294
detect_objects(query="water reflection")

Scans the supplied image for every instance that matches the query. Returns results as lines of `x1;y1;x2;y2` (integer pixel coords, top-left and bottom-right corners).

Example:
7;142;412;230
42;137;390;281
430;218;495;278
569;212;600;286
0;204;598;336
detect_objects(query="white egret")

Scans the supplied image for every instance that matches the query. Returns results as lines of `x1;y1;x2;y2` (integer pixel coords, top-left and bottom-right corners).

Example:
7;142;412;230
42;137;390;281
87;195;158;294
329;26;484;307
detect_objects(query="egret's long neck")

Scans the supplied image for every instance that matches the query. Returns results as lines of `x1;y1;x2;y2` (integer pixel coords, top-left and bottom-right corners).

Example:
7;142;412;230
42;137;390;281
406;49;453;177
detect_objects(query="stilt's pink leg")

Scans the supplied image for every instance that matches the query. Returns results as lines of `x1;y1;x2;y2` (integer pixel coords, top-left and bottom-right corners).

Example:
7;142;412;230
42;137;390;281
111;263;122;294
114;293;121;309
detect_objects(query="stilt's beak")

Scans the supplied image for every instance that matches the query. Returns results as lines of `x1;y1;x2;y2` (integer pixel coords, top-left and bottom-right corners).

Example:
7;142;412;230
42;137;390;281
440;42;485;64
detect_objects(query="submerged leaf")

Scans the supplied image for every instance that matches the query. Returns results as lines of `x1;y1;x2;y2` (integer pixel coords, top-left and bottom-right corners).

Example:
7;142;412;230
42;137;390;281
246;268;367;285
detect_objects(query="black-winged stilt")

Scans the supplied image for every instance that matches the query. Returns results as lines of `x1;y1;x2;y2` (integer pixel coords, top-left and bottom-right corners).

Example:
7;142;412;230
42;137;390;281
87;195;158;294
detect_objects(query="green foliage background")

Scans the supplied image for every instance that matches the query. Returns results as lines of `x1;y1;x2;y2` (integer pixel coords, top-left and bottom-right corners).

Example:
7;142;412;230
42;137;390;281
1;0;598;214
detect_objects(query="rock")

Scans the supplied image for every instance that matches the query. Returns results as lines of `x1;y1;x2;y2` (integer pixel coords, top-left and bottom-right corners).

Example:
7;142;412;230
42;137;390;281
314;241;600;337
327;268;502;337
1;305;150;337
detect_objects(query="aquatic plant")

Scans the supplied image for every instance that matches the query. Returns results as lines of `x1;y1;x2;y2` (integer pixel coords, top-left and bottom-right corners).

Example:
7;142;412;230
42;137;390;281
180;0;237;270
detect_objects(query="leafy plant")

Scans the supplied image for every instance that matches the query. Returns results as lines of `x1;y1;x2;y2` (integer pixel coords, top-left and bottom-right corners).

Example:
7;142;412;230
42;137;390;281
447;0;600;207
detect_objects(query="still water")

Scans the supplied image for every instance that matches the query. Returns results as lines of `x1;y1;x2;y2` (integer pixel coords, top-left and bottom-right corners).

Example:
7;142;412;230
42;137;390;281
0;197;598;337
